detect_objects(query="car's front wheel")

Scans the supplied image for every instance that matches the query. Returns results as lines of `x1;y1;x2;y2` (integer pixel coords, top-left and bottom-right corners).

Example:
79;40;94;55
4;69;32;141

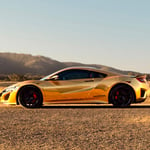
109;84;135;107
17;86;43;108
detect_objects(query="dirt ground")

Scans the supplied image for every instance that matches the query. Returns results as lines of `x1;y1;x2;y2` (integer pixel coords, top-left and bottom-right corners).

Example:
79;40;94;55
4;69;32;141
0;103;150;150
0;82;150;149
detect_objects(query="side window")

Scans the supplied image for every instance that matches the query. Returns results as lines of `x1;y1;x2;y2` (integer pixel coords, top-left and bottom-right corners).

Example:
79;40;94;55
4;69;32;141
58;69;91;80
57;69;107;80
90;71;107;78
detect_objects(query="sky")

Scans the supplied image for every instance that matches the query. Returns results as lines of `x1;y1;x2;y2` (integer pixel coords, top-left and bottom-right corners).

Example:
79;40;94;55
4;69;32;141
0;0;150;73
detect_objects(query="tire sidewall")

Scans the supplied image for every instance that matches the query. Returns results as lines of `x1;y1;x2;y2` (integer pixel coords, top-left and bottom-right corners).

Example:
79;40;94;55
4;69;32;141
109;84;135;107
18;86;43;108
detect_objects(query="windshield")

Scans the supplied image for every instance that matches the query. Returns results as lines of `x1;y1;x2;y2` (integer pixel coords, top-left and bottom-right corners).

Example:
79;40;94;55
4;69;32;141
40;75;51;81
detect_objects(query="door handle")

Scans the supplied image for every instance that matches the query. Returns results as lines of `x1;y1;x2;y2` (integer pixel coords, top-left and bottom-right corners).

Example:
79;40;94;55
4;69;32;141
84;80;94;82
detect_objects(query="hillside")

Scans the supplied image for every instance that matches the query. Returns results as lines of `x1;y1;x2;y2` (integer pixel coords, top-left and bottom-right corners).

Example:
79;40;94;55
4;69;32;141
0;53;66;75
0;52;145;77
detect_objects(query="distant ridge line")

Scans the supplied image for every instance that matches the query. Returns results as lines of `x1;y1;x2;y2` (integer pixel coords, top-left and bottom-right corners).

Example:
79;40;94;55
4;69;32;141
0;52;145;76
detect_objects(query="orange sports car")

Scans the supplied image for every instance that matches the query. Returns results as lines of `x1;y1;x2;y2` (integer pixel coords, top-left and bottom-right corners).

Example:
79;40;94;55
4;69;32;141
0;67;149;108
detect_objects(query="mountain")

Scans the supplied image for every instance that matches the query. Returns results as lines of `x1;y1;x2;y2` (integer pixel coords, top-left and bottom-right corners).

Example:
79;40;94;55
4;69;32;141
0;52;143;76
0;53;66;75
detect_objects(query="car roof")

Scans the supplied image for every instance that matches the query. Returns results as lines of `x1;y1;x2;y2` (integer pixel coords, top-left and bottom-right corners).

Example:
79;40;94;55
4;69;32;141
41;66;120;81
57;66;119;76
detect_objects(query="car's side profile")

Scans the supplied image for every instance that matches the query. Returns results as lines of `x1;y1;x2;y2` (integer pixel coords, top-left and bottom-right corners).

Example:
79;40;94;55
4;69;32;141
0;67;149;108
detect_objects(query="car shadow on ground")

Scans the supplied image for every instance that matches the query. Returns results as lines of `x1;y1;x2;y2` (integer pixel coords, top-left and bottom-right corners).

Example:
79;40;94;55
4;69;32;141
41;105;150;109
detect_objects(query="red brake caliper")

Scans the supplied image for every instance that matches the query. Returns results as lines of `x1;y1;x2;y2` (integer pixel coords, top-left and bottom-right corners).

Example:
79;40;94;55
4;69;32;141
32;92;37;103
115;91;119;100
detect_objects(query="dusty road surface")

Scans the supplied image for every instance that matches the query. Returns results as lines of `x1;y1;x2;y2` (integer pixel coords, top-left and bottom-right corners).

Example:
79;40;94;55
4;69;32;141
0;103;150;150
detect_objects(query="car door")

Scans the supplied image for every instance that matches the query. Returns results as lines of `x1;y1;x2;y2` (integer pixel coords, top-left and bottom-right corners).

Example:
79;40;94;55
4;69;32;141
87;72;108;101
44;69;98;103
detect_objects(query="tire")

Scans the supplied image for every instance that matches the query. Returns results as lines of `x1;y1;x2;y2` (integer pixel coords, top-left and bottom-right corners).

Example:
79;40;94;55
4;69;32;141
18;86;43;108
109;84;135;107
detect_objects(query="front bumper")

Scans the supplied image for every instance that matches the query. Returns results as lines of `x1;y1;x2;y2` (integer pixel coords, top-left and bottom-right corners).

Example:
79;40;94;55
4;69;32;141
0;90;17;105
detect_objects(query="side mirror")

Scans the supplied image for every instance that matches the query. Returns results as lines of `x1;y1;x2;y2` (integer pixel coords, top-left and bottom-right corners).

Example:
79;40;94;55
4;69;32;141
50;75;59;81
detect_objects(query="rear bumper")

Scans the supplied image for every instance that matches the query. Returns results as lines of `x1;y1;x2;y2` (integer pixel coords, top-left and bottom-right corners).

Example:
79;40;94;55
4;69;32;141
134;97;147;103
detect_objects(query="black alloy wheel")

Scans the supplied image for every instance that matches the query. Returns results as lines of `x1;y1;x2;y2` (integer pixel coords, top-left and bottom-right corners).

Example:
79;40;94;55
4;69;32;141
18;86;43;108
109;84;135;107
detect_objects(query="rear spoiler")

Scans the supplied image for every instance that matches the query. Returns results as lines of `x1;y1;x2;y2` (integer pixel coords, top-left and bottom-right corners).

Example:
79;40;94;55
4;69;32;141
136;74;147;79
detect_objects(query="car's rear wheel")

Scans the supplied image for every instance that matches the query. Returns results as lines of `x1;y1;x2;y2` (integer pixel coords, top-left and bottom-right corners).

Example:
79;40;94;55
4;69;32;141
18;86;43;108
109;84;135;107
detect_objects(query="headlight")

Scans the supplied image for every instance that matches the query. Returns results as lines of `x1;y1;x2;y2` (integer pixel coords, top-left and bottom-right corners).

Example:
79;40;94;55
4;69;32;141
2;85;19;93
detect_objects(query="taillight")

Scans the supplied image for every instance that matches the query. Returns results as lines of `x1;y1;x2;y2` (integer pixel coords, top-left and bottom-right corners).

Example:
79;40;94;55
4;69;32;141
136;75;147;83
136;77;146;83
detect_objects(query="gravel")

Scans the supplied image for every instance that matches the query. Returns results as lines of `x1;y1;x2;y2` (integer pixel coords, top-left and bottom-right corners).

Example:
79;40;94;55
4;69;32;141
0;105;150;150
